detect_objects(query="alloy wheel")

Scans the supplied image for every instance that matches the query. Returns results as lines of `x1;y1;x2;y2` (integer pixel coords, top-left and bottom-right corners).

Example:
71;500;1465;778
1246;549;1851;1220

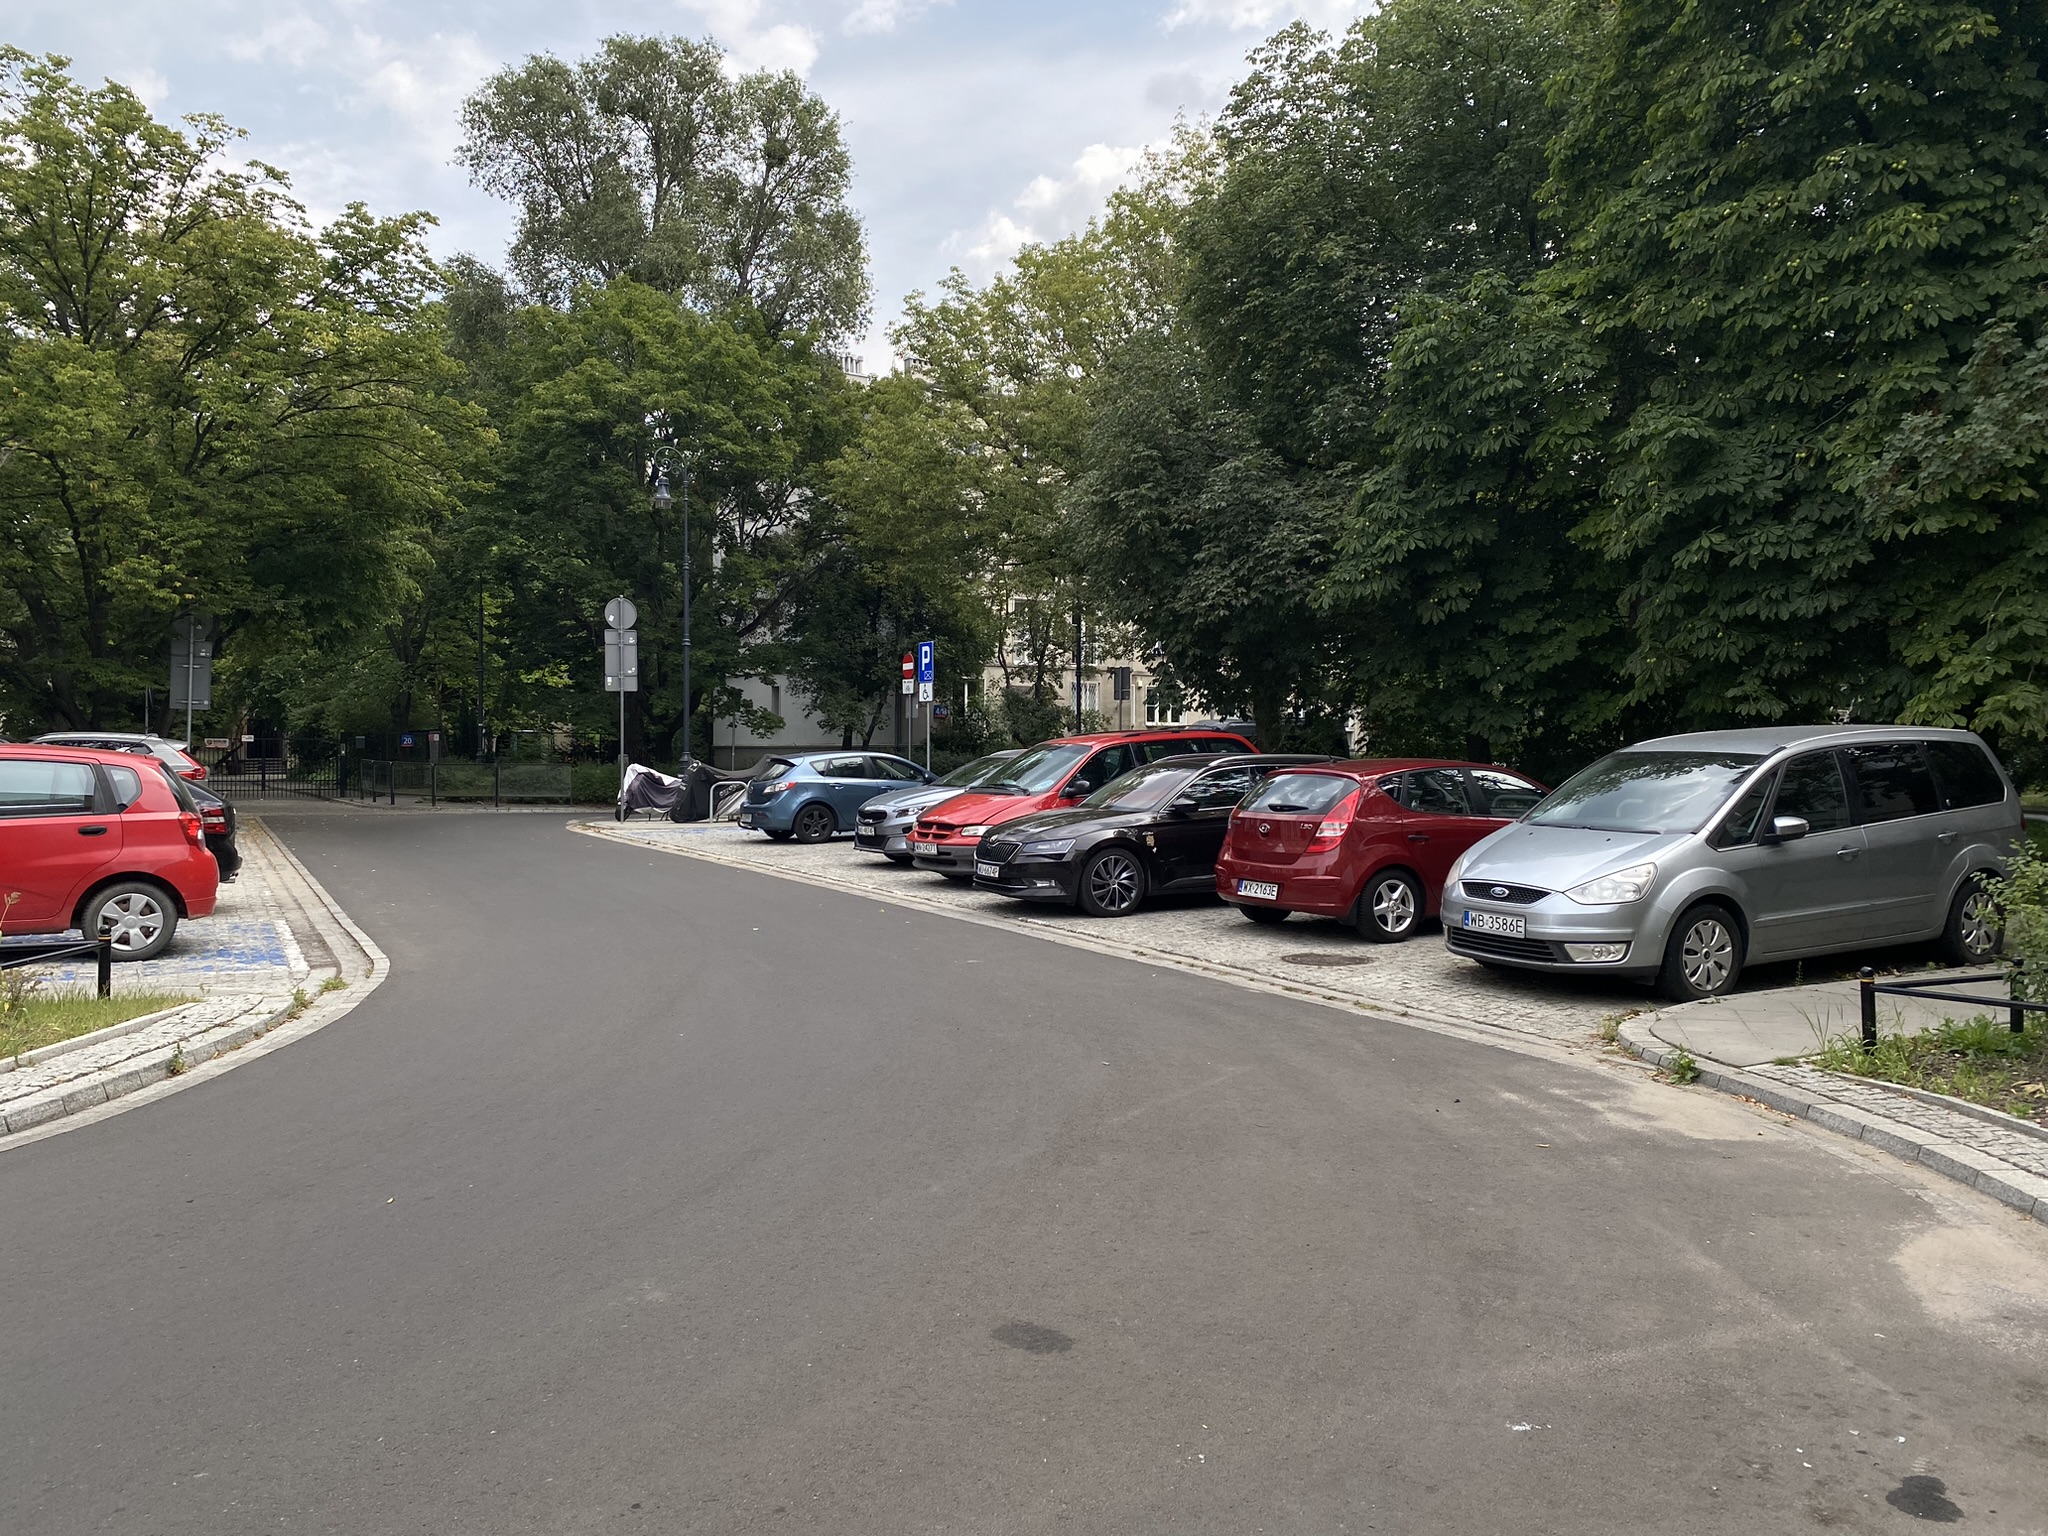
99;891;166;954
1680;916;1735;995
1959;889;2000;959
1086;852;1142;915
1370;877;1417;936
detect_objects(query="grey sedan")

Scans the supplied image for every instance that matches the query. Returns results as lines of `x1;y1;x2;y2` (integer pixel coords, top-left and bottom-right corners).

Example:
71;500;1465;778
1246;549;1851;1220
853;749;1023;862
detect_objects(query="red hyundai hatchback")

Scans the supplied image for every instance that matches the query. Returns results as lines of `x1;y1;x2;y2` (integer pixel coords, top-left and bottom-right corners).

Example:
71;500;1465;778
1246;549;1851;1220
910;727;1257;878
1215;759;1546;940
0;743;219;961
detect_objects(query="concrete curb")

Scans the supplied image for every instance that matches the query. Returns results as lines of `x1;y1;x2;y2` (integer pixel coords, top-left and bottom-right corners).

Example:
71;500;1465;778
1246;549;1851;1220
0;995;297;1136
0;1003;192;1074
1617;1019;2048;1222
0;822;389;1147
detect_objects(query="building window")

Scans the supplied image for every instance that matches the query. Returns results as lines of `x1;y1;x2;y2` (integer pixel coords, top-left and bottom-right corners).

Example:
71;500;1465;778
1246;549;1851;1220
1145;691;1181;726
1080;681;1099;713
770;683;782;717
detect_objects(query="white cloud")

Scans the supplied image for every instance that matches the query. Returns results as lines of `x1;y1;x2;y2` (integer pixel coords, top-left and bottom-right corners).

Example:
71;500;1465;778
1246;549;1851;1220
1162;0;1368;29
675;0;821;74
224;12;332;69
353;30;496;155
123;66;170;107
842;0;949;34
942;141;1144;281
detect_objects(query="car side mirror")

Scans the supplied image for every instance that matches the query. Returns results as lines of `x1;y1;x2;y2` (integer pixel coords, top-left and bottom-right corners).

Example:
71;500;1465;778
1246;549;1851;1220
1765;815;1810;843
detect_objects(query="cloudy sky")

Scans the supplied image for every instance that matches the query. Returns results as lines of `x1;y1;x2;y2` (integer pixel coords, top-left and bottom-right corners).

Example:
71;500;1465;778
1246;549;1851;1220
6;1;1368;366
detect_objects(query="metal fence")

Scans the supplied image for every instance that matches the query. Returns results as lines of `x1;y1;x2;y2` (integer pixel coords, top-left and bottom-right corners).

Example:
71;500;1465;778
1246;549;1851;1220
352;760;573;806
197;752;341;801
1858;959;2041;1047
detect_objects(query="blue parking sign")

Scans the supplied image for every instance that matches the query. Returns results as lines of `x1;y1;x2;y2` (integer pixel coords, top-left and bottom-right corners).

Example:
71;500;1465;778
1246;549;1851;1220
916;641;935;684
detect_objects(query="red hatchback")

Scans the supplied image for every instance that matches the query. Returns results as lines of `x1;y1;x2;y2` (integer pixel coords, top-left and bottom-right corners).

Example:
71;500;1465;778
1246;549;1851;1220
1215;759;1546;940
0;744;218;961
910;727;1257;878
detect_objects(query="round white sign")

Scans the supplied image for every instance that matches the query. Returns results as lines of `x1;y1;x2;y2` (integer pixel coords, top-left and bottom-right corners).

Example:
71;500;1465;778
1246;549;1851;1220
604;596;638;630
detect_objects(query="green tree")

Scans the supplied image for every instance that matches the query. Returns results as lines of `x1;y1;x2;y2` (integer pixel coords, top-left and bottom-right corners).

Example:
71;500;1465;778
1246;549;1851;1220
0;50;478;735
1547;0;2048;730
459;35;870;338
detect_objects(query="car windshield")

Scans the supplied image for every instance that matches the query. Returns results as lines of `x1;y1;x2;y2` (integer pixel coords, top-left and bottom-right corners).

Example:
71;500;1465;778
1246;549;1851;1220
1244;773;1357;816
939;751;1018;788
982;743;1091;795
1527;751;1765;834
1082;763;1198;811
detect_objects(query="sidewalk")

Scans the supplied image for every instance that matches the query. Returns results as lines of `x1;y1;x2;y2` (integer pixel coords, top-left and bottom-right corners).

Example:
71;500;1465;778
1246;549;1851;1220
1;820;381;1138
1622;973;2048;1221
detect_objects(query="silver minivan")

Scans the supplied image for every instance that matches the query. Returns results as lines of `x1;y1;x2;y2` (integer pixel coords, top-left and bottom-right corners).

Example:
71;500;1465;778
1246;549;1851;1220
1443;726;2024;1001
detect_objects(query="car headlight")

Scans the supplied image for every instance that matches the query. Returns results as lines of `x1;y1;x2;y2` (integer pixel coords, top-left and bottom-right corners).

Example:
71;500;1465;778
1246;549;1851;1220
961;825;994;838
1565;862;1657;905
1021;838;1074;856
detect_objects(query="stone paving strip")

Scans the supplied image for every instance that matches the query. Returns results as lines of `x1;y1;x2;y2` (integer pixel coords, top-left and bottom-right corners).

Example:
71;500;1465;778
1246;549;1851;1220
1;820;381;1140
584;819;2048;1222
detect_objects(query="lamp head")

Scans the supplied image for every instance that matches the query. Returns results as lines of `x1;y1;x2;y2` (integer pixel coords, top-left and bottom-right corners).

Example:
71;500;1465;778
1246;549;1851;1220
652;472;673;513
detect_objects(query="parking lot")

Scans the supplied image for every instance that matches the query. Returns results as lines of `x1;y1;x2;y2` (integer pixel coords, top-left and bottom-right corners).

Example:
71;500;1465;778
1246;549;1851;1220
584;818;1662;1045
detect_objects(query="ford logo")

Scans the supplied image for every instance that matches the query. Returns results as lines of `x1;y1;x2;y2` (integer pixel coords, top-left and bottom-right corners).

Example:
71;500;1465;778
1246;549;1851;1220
1490;886;1510;899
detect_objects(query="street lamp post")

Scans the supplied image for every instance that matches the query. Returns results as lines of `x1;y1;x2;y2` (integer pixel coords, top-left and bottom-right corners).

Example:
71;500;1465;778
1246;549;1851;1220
649;447;693;770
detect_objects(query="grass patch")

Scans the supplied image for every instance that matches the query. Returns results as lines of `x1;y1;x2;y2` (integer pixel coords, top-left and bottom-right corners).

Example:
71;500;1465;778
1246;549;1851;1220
1;991;199;1061
1811;1014;2048;1127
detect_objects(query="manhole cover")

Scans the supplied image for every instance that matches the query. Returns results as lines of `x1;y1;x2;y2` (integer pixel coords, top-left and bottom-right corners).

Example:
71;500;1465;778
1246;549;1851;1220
1280;952;1375;969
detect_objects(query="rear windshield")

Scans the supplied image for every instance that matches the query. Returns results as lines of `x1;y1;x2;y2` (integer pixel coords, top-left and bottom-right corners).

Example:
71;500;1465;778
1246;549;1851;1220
157;763;199;812
1528;751;1764;835
750;757;796;782
1243;773;1356;816
981;743;1091;795
939;751;1018;788
1083;763;1199;811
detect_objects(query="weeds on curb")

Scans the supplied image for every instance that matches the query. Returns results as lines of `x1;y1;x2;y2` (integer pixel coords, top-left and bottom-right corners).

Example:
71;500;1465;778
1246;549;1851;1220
1812;1013;2048;1126
166;1042;188;1076
319;976;347;994
1665;1048;1701;1085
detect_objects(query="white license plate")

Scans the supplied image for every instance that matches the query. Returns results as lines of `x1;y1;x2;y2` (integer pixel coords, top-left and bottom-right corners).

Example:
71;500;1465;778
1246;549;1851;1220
975;861;1003;879
909;841;936;856
1236;880;1280;901
1464;910;1526;937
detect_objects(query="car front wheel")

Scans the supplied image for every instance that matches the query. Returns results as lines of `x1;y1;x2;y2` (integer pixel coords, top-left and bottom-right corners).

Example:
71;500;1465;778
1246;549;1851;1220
1358;871;1423;943
1078;848;1147;917
1657;903;1743;1002
1939;875;2002;966
82;881;179;962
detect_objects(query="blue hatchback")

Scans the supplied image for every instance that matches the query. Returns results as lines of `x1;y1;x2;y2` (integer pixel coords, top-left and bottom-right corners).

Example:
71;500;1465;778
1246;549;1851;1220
738;751;935;843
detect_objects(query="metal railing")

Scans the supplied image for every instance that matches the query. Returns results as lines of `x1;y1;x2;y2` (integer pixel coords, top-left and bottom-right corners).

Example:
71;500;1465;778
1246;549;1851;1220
1858;959;2041;1048
2;936;114;999
353;760;573;806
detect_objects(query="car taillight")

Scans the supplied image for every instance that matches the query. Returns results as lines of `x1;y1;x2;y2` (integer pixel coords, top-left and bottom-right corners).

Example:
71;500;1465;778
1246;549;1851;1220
179;762;207;782
763;779;794;794
202;809;228;831
179;811;206;847
1305;791;1362;853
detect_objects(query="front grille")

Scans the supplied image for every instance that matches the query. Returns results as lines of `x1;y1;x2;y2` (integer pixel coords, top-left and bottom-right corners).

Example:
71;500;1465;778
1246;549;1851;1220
858;807;887;825
1462;881;1549;906
1448;930;1561;963
980;839;1019;864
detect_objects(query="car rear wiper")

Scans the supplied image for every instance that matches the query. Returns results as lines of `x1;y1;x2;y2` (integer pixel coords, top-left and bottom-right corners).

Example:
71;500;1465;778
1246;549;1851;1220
1264;802;1314;813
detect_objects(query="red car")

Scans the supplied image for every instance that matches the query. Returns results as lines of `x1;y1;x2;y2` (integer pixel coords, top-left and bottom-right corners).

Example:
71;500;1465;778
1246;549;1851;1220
1215;759;1546;941
910;727;1257;879
0;743;219;961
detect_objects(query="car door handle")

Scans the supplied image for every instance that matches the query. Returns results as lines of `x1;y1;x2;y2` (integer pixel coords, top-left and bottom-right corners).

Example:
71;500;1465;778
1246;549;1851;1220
1936;831;1959;844
1408;833;1430;843
78;825;109;836
1834;847;1859;860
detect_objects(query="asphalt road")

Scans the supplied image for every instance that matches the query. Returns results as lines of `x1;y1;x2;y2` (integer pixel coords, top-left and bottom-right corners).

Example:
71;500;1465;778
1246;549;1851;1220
4;811;2047;1535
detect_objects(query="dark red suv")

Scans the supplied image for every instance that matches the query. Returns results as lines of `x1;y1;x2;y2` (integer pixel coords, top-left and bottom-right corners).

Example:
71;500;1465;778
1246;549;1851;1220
0;744;219;960
1215;759;1546;940
910;728;1257;878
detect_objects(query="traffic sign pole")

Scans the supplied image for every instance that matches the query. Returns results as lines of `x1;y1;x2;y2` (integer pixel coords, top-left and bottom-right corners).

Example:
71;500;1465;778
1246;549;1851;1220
915;641;936;771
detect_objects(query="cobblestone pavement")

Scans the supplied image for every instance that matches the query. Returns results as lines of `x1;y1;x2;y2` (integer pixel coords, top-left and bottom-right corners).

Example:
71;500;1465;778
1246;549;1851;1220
585;820;1648;1045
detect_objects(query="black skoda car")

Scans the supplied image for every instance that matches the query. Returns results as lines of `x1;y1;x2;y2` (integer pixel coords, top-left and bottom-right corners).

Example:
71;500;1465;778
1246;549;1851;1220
973;753;1331;917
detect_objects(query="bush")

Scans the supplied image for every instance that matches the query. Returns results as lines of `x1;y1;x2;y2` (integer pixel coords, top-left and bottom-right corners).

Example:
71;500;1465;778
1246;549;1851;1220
572;761;621;804
1989;842;2048;1001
